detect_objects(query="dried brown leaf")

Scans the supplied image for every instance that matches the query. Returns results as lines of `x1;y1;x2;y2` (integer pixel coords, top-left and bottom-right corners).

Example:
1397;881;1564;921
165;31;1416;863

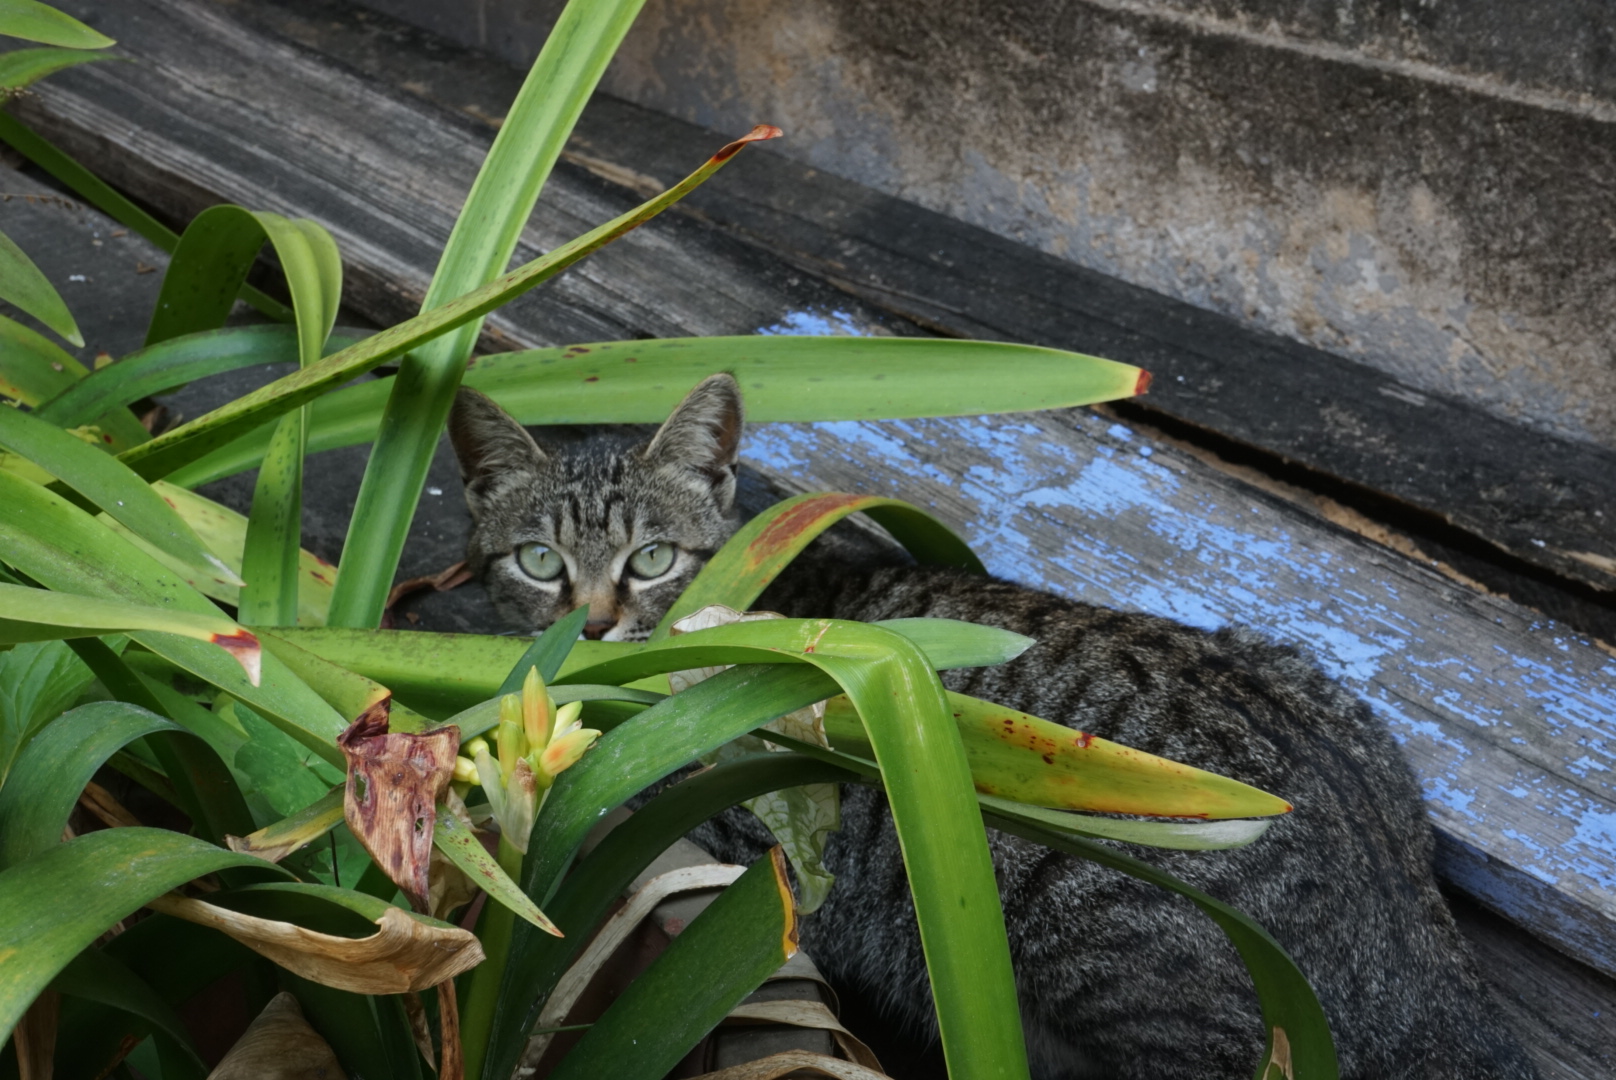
147;893;484;995
337;701;459;910
207;992;343;1080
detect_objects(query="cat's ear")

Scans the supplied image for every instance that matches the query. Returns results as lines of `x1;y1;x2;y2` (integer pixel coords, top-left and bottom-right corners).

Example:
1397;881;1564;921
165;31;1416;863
448;388;548;518
642;374;744;510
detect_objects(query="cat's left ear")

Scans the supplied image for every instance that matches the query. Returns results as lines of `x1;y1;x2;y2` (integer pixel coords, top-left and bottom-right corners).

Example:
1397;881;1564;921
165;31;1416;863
643;374;744;510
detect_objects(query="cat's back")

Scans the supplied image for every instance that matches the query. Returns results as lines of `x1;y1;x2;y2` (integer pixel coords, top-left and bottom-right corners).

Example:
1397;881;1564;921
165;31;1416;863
749;558;1536;1080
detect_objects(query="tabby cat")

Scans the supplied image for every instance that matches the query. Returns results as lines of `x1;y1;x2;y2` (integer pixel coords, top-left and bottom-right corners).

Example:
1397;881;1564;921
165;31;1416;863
448;377;1536;1080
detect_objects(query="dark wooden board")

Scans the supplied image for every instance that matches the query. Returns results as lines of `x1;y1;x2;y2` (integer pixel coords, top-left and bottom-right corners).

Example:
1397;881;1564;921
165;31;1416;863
8;1;1616;1064
209;0;1616;616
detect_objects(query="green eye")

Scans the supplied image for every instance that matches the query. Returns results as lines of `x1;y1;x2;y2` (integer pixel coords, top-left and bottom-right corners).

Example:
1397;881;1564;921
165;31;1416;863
627;542;676;579
516;543;564;581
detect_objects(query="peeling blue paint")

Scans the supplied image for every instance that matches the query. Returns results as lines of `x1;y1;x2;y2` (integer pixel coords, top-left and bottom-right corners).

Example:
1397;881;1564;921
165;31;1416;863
757;308;871;337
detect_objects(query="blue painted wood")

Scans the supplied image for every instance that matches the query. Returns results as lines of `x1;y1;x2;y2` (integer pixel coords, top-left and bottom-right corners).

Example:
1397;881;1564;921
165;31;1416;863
745;406;1616;977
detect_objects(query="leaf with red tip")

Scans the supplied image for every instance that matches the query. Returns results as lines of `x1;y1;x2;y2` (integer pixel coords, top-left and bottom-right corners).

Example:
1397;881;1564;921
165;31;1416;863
0;581;261;685
337;703;460;911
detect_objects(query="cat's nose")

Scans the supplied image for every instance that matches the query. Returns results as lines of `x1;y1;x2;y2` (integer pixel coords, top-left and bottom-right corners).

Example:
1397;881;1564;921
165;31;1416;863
581;620;615;641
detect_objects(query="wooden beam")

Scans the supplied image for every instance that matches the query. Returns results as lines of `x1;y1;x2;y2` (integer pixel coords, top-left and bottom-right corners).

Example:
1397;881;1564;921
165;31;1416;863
12;0;1616;991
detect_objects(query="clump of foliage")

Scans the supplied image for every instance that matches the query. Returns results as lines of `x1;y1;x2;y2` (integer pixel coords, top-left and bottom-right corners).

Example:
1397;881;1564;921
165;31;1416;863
0;1;1336;1078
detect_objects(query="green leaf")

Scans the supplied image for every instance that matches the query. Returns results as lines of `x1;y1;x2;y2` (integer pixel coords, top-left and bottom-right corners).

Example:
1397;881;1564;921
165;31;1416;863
0;470;348;762
0;310;84;404
0;827;287;1043
0;639;92;789
433;810;560;935
0;225;82;345
162;335;1149;488
227;701;344;821
251;626;630;717
547;848;797;1080
0;701;178;869
499;604;591;692
238;409;307;626
116;128;781;490
0;0;112;48
64;637;258;849
328;0;656;636
656;492;985;638
0;581;259;681
822;690;1292;820
34;326;358;429
0;314;147;448
977;795;1271;851
0;404;241;587
0;45;107;90
983;806;1338;1080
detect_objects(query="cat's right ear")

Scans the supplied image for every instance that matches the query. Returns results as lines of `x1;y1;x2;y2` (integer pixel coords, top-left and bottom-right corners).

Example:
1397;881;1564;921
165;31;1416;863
448;388;548;520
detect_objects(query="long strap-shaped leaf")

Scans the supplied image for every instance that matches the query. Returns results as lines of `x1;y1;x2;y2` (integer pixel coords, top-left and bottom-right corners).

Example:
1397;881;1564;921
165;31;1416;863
0;471;348;761
0;314;148;448
656;492;983;637
163;335;1148;488
547;848;798;1080
0;581;259;682
0;45;107;90
487;621;1029;1080
0;222;81;345
0;0;113;47
0;404;239;587
113;126;781;488
0;828;286;1043
326;0;655;631
34;326;363;430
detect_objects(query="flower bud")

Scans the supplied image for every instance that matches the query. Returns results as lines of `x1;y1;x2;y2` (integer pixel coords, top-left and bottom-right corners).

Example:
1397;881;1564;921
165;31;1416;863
522;666;551;747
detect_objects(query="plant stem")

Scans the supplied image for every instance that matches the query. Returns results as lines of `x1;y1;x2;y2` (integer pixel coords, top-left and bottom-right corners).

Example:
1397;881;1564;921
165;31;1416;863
459;835;524;1080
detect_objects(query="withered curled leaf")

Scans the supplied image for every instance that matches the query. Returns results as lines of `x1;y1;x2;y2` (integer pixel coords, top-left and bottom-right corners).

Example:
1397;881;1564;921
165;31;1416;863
146;893;484;994
337;700;460;910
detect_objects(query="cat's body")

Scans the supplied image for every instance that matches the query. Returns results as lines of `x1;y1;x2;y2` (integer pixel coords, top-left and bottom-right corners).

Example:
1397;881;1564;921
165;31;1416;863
448;378;1536;1080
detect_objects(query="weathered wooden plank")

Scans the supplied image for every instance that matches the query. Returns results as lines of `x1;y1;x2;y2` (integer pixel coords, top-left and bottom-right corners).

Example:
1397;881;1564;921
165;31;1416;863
14;0;1616;987
219;0;1616;608
7;0;906;351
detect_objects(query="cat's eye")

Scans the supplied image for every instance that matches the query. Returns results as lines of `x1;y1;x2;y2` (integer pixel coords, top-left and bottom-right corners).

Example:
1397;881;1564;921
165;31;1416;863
627;542;676;579
516;542;564;581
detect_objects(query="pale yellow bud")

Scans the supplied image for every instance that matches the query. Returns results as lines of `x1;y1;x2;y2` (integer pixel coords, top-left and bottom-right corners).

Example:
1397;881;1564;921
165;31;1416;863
522;666;550;747
539;727;601;780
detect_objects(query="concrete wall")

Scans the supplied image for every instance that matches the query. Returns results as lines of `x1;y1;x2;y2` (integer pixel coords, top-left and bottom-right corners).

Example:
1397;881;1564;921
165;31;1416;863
352;0;1616;451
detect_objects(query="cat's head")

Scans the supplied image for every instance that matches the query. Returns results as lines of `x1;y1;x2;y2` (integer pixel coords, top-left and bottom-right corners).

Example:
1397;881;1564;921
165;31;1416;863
448;374;744;641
